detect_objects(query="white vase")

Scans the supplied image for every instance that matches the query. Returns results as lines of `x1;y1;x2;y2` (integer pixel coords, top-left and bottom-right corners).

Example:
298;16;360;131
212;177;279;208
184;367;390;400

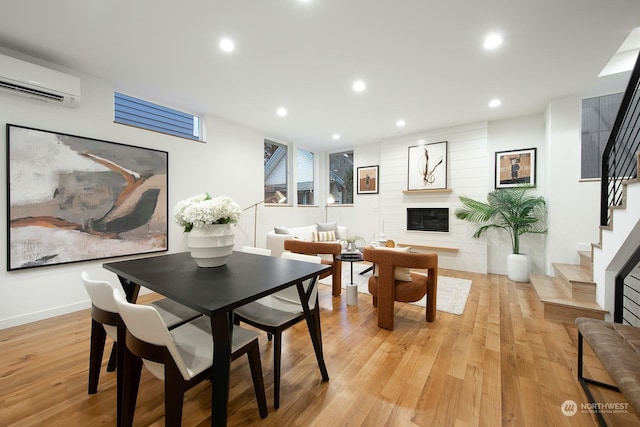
507;253;530;282
188;224;235;267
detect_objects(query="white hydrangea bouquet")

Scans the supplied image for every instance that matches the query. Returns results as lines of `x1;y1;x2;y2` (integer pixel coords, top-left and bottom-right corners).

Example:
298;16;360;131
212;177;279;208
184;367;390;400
173;193;241;232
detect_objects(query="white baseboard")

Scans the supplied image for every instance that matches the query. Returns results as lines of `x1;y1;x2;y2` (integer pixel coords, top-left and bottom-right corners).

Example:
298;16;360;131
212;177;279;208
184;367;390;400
0;300;90;330
0;288;154;330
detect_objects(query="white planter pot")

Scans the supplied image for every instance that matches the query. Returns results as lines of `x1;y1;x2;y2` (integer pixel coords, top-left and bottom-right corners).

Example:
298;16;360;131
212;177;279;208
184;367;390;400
188;224;235;267
507;253;530;282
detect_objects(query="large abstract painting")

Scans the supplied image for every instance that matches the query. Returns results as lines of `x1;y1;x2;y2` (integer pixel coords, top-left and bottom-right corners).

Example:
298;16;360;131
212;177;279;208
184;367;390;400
7;124;168;270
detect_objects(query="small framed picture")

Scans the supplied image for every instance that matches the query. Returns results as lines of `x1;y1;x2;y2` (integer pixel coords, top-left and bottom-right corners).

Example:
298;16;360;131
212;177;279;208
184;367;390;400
407;141;448;190
495;148;537;188
357;165;379;194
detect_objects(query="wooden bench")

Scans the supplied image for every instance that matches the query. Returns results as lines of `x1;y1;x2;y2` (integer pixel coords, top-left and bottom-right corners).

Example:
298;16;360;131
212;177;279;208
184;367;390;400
576;317;640;425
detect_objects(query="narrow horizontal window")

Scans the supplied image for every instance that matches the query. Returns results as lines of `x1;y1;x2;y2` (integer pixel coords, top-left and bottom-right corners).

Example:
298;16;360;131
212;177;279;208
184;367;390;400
114;92;201;140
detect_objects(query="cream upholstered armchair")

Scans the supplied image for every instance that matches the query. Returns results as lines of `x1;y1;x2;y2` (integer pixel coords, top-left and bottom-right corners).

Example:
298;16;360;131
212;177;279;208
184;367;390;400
283;239;343;296
362;247;438;330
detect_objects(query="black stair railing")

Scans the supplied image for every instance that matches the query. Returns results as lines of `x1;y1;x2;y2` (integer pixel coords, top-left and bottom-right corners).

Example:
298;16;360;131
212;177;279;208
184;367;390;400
614;247;640;324
600;51;640;227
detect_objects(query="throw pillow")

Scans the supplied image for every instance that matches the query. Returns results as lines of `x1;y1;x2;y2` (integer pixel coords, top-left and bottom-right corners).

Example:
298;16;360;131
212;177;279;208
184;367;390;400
317;221;338;232
373;246;413;281
274;226;292;235
312;230;336;242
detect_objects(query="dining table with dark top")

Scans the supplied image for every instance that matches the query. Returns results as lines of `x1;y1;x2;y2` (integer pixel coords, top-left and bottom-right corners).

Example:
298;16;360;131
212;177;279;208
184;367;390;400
104;250;331;427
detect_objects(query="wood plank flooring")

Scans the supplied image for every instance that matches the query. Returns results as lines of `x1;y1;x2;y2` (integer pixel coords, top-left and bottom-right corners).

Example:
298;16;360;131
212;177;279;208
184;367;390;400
1;269;638;426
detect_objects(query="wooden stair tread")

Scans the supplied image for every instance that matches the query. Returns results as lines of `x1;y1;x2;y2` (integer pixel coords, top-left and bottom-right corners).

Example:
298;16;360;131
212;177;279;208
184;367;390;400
578;250;592;269
529;273;569;299
530;274;606;313
553;263;594;284
542;297;607;313
578;250;592;261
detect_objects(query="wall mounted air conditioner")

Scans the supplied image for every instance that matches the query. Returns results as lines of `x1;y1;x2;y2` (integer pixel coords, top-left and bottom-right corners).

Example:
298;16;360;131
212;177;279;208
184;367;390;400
0;54;81;108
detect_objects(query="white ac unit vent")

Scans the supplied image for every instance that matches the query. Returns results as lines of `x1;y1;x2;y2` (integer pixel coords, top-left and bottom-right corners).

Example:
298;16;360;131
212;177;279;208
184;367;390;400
0;54;81;108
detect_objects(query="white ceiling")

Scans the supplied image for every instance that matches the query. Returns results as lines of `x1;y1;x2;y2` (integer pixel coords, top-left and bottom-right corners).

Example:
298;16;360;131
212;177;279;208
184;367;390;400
1;0;639;151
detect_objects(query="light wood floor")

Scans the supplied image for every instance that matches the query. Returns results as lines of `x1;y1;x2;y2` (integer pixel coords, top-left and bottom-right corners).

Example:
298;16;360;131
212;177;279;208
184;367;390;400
1;269;638;426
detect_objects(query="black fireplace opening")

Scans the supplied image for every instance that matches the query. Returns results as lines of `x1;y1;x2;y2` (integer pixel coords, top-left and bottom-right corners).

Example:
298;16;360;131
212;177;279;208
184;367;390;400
406;208;449;232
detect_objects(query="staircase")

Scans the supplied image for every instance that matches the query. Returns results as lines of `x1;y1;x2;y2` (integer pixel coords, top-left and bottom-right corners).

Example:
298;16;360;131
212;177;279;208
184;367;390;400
593;167;640;318
531;53;640;324
530;159;640;323
530;251;607;323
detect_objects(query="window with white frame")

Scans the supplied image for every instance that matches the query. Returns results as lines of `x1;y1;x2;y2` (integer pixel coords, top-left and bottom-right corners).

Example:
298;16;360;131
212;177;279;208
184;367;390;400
328;150;354;204
297;148;315;205
114;92;201;140
264;140;288;203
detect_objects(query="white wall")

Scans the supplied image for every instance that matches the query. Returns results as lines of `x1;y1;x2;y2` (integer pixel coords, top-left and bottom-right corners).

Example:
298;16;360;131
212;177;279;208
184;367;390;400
371;123;490;273
347;109;598;277
486;114;547;275
350;142;382;242
0;51;265;329
544;95;601;272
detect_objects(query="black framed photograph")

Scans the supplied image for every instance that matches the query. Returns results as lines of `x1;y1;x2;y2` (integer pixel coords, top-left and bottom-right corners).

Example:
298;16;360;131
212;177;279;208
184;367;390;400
357;165;379;194
407;141;448;190
7;124;169;270
495;147;537;188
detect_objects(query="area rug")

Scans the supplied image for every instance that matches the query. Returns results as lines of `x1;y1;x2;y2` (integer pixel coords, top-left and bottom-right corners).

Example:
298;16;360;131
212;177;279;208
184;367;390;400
319;262;472;315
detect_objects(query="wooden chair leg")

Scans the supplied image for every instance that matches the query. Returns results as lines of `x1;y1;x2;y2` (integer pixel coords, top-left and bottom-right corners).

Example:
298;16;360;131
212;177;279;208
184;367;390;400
88;319;106;394
273;332;283;409
246;341;268;418
121;348;142;427
164;364;186;427
107;343;117;372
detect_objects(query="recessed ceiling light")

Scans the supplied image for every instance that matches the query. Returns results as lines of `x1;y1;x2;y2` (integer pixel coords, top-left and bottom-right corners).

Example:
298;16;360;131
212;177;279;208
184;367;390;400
332;134;340;140
277;107;287;116
352;80;366;92
219;37;235;52
396;119;406;127
488;99;502;108
483;33;503;50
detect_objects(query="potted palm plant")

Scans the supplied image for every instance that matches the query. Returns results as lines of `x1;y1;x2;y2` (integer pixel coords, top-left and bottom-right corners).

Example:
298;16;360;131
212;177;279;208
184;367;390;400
454;186;547;282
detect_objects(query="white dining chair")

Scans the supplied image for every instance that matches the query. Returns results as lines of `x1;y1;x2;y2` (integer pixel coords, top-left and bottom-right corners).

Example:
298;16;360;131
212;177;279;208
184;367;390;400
233;252;322;408
113;288;268;426
81;272;201;394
